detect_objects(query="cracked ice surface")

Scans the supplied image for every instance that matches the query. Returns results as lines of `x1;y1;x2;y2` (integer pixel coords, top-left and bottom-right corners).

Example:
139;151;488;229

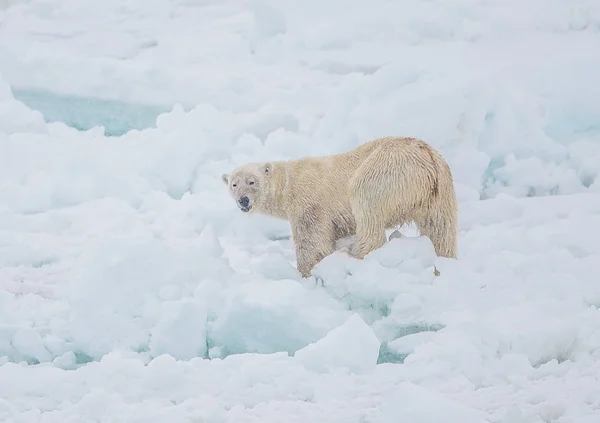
1;0;600;422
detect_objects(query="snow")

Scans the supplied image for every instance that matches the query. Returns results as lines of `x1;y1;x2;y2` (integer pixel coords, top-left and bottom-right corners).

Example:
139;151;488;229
1;0;600;421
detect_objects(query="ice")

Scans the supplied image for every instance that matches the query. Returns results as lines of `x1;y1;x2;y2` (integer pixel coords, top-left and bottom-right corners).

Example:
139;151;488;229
208;277;349;357
294;313;381;374
12;87;169;136
148;298;208;360
1;0;600;421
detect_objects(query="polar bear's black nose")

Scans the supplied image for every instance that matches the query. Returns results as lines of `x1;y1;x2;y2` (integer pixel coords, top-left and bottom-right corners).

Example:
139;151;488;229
238;196;250;207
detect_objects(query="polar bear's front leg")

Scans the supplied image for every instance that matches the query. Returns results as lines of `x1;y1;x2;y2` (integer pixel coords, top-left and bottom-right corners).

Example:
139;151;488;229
291;211;335;278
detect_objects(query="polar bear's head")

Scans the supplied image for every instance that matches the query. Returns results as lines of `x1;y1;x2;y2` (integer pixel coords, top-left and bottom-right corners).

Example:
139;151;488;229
222;162;273;213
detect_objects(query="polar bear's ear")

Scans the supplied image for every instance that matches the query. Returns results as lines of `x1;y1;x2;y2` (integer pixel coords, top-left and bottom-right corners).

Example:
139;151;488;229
221;174;229;185
263;163;272;174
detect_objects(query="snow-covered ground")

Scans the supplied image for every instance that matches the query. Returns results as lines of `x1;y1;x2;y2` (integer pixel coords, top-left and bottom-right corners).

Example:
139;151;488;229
1;0;600;421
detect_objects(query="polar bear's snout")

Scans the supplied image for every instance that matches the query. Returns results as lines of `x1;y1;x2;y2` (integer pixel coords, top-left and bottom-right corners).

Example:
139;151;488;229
238;196;252;212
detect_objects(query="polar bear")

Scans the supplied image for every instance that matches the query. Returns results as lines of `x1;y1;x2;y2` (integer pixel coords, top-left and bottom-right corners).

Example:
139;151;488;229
222;136;458;278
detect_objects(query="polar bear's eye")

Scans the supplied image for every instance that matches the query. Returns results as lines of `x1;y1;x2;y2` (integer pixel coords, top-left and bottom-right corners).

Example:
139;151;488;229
232;184;237;187
249;181;255;185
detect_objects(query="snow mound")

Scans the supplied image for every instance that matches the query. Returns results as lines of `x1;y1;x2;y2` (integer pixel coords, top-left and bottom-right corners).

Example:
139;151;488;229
377;383;489;423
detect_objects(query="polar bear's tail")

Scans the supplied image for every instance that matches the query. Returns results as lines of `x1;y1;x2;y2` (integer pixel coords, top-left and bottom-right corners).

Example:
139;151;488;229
422;145;441;199
422;144;458;259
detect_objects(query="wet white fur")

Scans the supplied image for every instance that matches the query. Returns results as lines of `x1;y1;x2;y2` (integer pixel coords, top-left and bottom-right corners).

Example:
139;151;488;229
222;136;458;278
